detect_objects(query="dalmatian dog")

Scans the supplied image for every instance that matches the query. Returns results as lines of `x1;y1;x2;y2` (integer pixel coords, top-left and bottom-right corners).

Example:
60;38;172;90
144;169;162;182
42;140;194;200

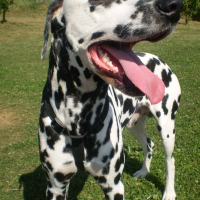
38;0;183;199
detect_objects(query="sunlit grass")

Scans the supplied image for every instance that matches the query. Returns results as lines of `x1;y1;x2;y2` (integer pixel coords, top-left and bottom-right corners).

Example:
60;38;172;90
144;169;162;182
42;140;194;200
0;2;199;200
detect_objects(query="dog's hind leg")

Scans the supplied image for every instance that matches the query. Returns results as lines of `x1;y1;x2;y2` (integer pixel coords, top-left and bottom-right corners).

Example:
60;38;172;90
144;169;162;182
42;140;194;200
155;116;176;200
126;107;154;178
149;72;181;200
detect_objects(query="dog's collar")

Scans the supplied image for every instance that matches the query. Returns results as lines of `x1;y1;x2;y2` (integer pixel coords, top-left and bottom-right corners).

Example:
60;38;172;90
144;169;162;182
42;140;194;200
44;92;109;139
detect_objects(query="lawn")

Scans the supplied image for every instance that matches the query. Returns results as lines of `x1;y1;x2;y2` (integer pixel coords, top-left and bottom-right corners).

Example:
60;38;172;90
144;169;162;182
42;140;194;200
0;2;200;200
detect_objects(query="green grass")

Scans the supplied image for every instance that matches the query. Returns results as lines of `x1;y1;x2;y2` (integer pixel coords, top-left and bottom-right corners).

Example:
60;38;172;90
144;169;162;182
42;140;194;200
0;3;200;200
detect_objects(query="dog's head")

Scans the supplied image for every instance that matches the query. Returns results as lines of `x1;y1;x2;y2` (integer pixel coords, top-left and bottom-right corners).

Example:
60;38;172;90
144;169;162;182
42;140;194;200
42;0;183;104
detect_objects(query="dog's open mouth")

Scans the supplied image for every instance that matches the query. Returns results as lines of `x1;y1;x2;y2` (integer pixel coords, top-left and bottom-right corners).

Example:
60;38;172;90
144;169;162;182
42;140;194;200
88;32;167;104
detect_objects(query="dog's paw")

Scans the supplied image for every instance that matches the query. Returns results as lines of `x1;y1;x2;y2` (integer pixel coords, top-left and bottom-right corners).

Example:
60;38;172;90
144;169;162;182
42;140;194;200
133;168;149;178
162;190;176;200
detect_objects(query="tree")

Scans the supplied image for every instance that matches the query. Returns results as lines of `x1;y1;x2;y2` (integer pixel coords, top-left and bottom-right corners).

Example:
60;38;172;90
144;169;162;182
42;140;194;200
0;0;13;23
182;0;200;24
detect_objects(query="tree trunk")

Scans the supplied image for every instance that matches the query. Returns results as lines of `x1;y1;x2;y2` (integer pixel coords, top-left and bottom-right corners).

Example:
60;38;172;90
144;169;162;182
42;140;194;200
185;14;188;25
2;10;6;23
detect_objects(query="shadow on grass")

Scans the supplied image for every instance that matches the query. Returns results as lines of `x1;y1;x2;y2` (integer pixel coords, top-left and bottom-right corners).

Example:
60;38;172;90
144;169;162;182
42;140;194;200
123;146;165;193
19;165;89;200
19;151;165;200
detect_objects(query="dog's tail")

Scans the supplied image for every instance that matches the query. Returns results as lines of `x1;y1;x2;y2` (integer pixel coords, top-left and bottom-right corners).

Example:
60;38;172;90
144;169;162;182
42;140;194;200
41;0;64;60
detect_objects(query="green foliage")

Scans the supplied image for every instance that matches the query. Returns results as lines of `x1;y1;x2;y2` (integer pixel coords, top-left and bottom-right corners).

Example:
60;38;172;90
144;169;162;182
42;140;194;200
0;0;13;23
0;0;13;11
0;4;200;200
182;0;200;23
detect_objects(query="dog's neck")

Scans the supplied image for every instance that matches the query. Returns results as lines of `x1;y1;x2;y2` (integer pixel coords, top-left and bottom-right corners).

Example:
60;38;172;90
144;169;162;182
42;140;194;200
45;25;109;136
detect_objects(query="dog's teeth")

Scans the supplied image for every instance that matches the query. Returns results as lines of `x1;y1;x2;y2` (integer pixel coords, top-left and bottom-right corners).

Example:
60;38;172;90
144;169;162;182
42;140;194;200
107;61;113;67
98;47;104;56
103;53;110;62
115;67;119;72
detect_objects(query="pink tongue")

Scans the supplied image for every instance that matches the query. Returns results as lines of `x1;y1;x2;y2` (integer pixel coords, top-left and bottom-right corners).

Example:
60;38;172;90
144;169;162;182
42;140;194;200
101;44;165;104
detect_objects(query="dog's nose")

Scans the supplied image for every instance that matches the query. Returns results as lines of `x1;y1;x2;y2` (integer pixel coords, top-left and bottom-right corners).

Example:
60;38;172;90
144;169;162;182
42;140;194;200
155;0;183;22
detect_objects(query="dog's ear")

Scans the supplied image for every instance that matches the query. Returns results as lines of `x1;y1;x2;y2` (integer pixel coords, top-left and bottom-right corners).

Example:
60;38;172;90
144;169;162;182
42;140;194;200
41;0;64;60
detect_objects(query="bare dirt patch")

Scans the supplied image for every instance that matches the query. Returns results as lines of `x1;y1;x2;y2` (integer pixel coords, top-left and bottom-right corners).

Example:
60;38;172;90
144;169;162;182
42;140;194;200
0;109;20;129
0;108;24;148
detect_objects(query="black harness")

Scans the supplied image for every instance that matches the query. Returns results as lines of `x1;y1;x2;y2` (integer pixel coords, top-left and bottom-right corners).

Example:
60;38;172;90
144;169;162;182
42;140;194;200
44;91;109;170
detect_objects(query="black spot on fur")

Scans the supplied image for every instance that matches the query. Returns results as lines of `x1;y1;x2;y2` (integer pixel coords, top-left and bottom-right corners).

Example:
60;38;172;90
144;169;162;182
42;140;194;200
102;156;108;163
138;4;154;24
136;52;146;57
40;149;49;163
78;38;84;44
45;126;60;149
114;173;121;184
68;122;77;136
162;69;172;87
51;17;63;34
157;125;162;132
94;176;107;184
96;103;103;116
85;135;99;162
111;87;118;106
54;172;74;183
48;182;52;188
56;195;65;200
76;56;83;68
91;31;105;40
57;68;67;83
115;158;121;173
146;58;160;73
115;149;124;172
115;143;118;153
123;98;135;114
117;94;123;106
113;24;132;39
103;187;112;194
132;28;148;37
131;13;138;19
121;118;130;128
84;68;92;79
90;5;95;12
86;111;93;122
70;65;80;76
147;145;151;152
173;129;175;134
167;134;170;138
103;118;113;144
147;137;151;146
46;161;53;171
171;100;178;120
54;86;64;110
162;94;169;115
47;190;53;200
156;111;161;118
109;147;115;159
102;164;110;175
39;116;45;133
64;161;73;165
178;95;181;103
148;154;152;159
68;109;73;117
114;193;123;200
70;65;82;87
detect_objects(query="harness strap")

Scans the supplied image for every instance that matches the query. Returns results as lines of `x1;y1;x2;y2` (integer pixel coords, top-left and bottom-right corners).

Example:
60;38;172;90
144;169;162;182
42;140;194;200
44;92;109;170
